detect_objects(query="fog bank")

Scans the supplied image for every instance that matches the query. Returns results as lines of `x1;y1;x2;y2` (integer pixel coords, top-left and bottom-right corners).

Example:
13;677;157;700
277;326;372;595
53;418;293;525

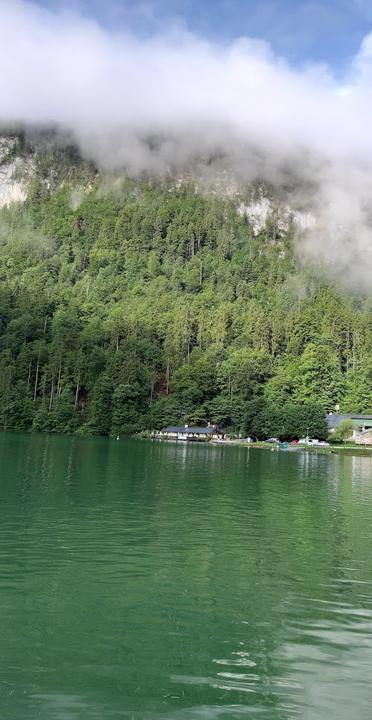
1;0;372;288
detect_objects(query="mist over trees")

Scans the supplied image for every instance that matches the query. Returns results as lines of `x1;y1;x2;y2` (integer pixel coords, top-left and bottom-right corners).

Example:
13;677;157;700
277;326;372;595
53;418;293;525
0;148;371;439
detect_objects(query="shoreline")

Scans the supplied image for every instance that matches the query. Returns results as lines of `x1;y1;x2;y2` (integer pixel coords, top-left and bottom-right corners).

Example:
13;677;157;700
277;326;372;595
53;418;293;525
149;435;372;457
2;430;372;458
209;438;372;457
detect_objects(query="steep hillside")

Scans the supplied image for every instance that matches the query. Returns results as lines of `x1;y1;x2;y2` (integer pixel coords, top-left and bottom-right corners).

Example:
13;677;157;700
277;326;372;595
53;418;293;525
0;133;371;438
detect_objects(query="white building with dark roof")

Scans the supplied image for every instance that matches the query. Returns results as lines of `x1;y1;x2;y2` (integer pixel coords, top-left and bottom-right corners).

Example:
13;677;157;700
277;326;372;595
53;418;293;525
157;425;225;442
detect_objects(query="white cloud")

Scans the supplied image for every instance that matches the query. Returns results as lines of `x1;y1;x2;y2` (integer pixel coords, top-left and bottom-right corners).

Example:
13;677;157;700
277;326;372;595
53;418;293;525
1;0;372;287
0;0;368;163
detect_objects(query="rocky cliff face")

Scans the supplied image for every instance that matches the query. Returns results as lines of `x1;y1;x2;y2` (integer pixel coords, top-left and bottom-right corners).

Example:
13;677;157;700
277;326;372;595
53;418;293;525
0;132;315;238
0;136;35;208
238;197;315;237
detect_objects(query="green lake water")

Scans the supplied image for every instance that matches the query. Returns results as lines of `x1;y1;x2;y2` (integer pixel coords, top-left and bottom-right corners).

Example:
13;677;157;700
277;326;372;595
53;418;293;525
1;433;372;719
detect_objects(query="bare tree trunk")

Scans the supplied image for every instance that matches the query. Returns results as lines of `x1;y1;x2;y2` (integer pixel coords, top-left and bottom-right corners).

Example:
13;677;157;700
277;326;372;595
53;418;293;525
33;355;40;401
32;317;47;403
166;363;170;395
56;359;62;398
116;334;119;352
74;373;80;410
49;377;54;411
42;373;46;403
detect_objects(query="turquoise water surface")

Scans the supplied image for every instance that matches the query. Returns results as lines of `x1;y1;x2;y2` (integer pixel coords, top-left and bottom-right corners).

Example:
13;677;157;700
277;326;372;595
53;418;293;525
0;433;372;719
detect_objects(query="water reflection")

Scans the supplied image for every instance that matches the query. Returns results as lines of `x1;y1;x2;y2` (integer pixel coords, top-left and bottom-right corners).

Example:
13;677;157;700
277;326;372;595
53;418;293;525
0;434;372;719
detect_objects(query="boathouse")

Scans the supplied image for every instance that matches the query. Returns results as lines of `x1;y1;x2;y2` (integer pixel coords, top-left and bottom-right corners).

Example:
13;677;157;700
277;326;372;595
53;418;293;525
158;424;225;442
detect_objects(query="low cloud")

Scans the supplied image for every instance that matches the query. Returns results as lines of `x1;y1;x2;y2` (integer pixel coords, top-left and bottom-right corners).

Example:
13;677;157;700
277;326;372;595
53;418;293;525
1;0;372;288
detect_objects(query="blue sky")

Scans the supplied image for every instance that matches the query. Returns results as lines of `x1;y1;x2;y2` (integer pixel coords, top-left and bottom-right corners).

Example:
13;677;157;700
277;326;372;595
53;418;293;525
32;0;372;68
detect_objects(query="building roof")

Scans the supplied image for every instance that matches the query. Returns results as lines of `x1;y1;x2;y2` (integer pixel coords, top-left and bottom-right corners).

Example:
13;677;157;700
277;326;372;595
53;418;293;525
327;413;372;430
162;425;215;435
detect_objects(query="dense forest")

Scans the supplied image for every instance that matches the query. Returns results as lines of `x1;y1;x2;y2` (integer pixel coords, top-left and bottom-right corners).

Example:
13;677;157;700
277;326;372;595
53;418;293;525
0;140;371;439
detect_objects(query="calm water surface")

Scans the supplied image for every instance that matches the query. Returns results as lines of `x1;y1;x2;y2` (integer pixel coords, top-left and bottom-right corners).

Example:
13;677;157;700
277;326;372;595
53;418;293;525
1;434;372;719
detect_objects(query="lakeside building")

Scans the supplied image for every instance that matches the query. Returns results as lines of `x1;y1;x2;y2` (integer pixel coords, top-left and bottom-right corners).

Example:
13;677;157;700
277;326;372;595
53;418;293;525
327;413;372;445
156;425;225;442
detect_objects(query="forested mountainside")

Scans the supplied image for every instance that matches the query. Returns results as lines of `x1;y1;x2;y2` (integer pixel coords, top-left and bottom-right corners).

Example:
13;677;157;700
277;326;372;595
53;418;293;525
0;135;371;439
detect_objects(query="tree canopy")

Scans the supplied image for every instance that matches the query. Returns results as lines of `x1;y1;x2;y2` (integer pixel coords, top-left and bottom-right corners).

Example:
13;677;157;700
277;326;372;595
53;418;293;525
0;151;371;439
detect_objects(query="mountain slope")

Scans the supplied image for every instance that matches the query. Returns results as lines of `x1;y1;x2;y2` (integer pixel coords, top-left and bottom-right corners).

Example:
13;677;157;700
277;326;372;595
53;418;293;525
0;134;371;438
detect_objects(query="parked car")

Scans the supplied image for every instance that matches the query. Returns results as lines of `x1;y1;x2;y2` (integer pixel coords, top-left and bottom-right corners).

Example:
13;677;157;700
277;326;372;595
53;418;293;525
266;437;279;443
